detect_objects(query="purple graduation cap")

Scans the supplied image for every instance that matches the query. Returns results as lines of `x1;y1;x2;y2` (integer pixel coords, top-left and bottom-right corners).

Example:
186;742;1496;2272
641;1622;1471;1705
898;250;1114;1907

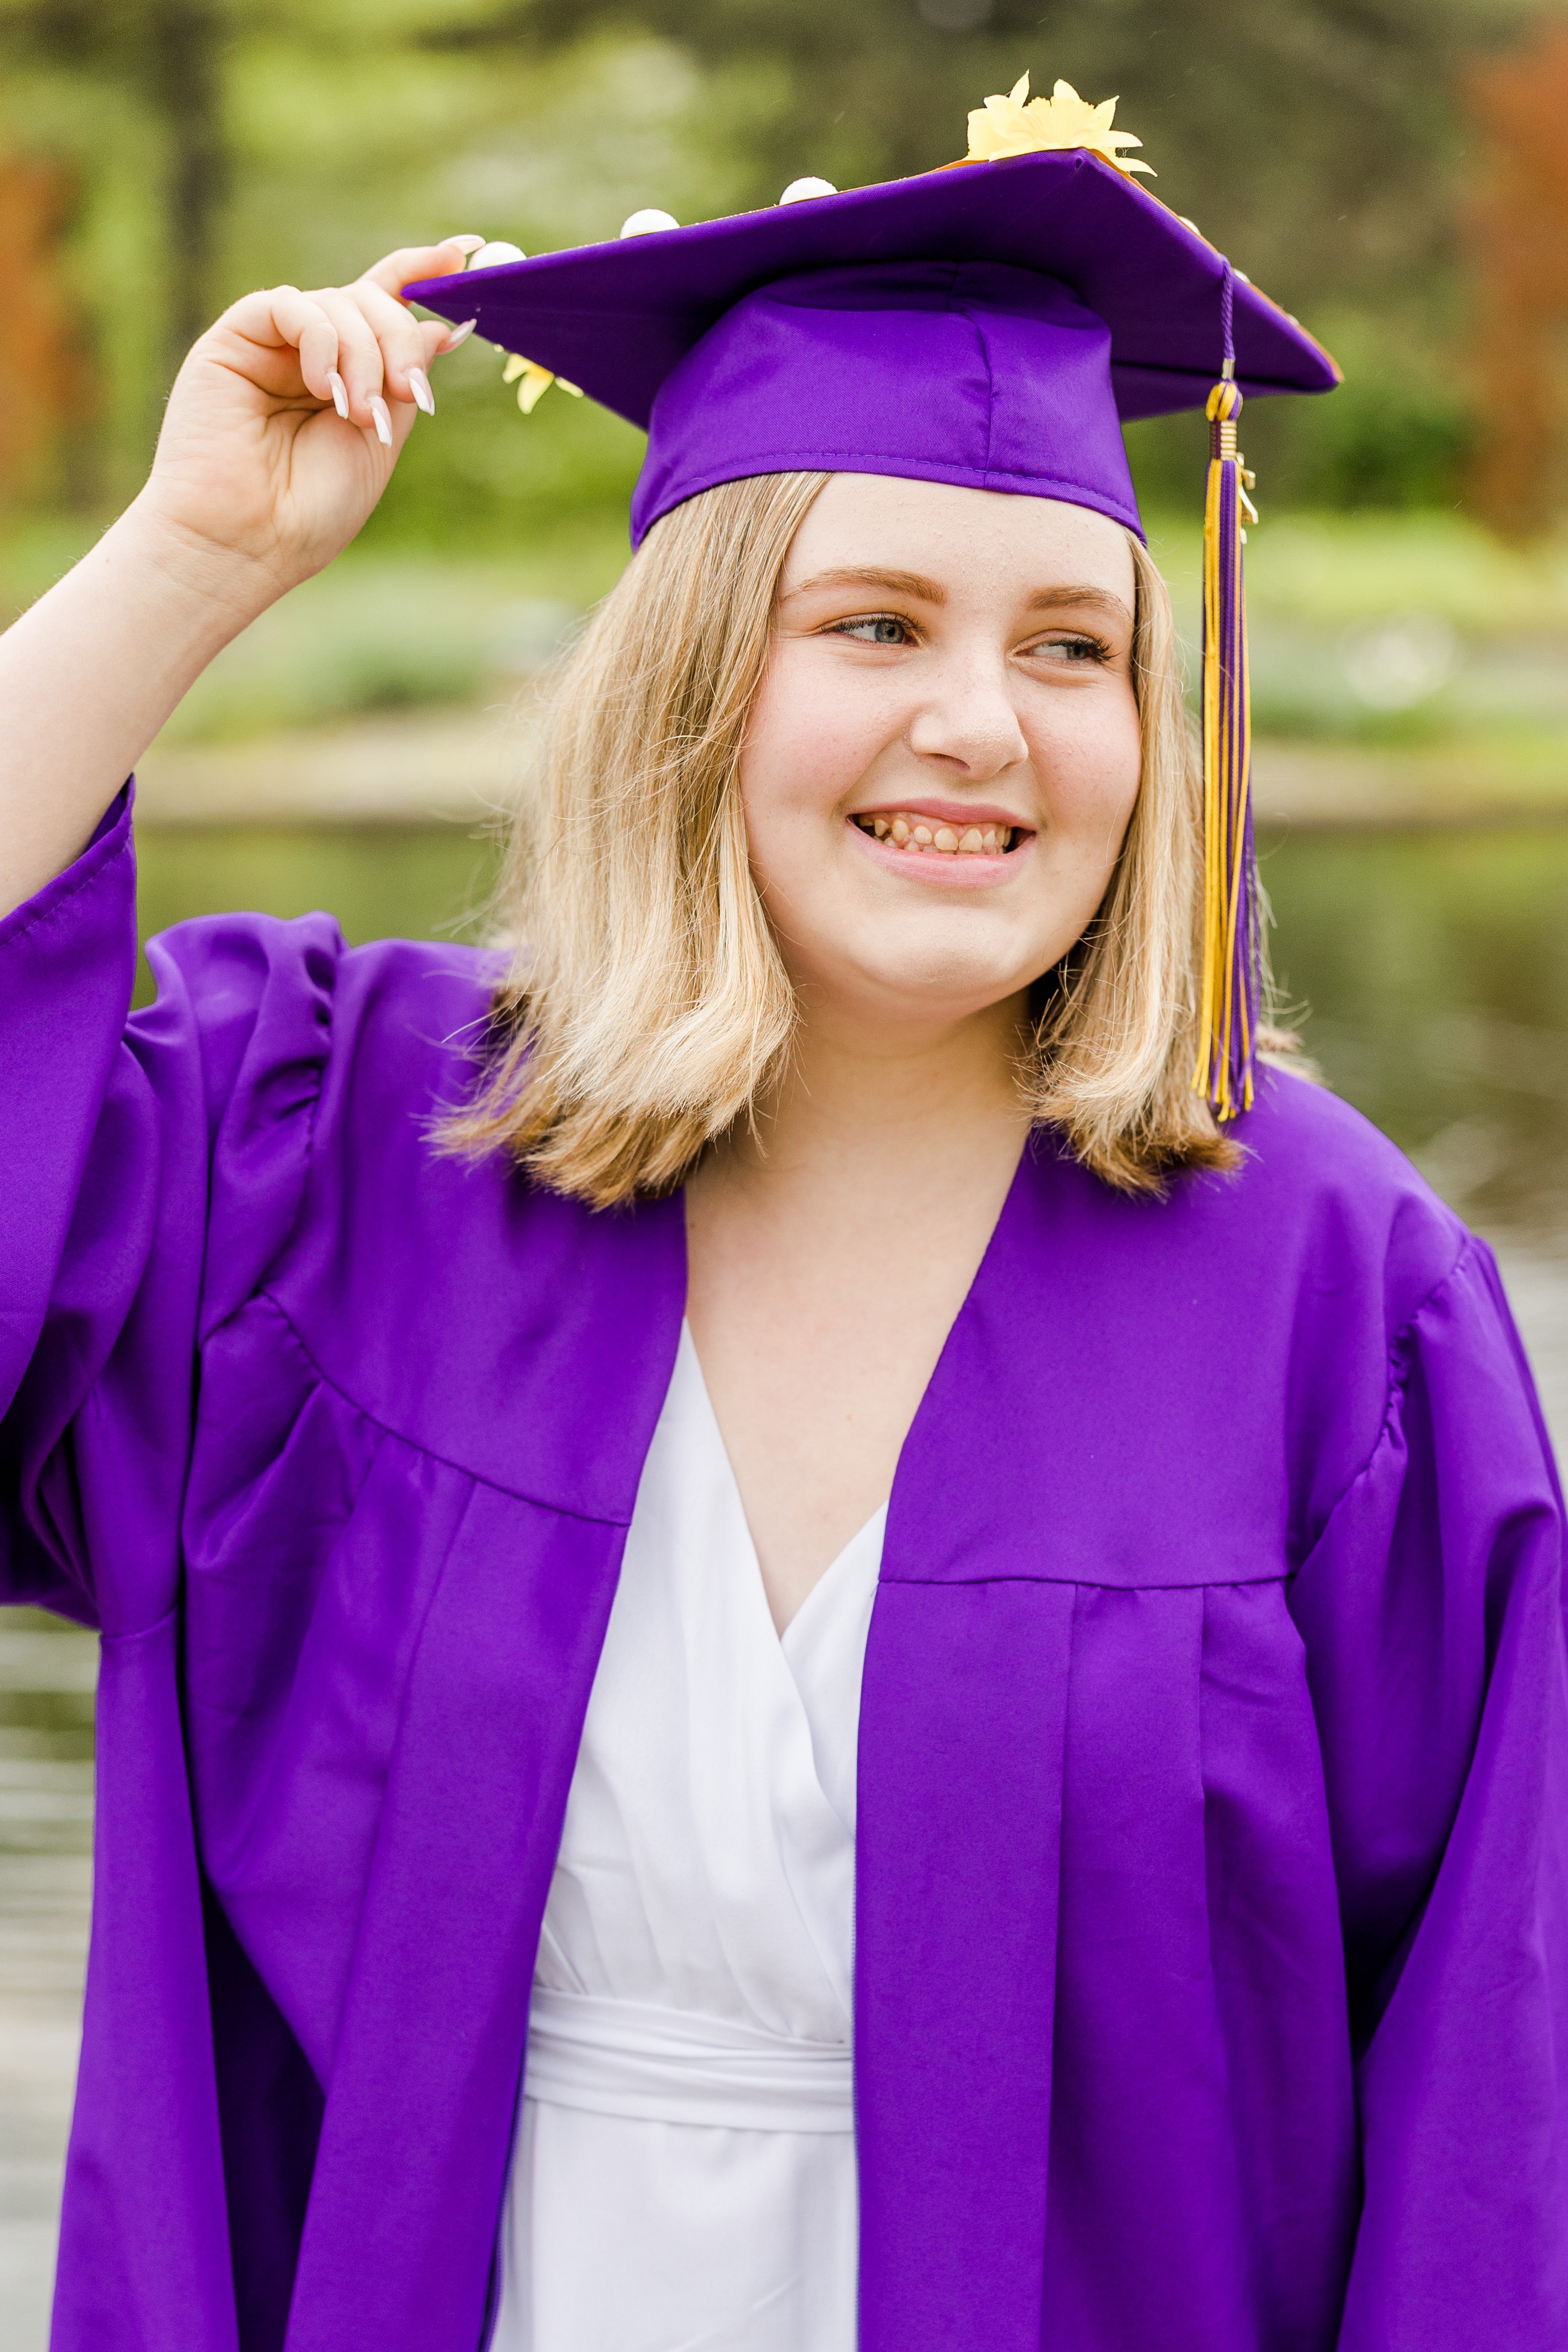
405;75;1340;1125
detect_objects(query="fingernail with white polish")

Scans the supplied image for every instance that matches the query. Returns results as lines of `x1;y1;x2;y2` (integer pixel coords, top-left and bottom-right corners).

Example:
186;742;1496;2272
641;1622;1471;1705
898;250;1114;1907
448;234;486;254
371;395;393;447
409;366;436;416
328;369;349;418
439;319;477;354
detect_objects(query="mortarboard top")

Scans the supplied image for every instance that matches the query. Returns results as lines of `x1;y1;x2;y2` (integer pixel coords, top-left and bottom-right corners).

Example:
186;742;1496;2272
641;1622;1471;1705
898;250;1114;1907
403;79;1337;548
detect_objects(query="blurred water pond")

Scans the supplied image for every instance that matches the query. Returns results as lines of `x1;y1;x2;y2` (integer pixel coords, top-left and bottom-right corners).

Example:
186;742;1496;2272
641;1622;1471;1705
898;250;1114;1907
1262;824;1568;1249
131;825;499;998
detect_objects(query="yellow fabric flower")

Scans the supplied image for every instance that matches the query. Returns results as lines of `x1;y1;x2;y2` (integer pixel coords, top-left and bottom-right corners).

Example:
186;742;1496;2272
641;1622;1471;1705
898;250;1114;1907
964;73;1153;178
502;352;585;415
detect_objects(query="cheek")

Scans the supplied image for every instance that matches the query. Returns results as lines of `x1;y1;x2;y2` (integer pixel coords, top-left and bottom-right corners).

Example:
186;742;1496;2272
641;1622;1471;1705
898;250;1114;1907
1028;680;1143;840
738;651;893;886
741;648;898;813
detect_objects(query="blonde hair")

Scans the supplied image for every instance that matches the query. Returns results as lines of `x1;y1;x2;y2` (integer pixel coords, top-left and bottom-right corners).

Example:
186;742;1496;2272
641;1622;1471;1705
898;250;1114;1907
446;470;1271;1203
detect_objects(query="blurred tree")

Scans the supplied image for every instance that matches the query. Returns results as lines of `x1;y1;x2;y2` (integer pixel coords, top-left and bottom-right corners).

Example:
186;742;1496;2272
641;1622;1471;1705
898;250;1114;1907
419;0;1547;518
0;152;92;506
423;0;1535;318
0;0;1555;534
1463;18;1568;539
0;2;230;369
0;0;749;512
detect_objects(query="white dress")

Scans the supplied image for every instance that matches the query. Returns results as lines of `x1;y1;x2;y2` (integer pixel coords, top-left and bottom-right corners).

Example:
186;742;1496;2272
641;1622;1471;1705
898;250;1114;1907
492;1323;886;2352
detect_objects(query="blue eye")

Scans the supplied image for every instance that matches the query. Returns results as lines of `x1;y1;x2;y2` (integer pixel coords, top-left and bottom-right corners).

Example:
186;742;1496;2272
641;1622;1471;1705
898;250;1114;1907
834;615;910;645
1034;635;1109;664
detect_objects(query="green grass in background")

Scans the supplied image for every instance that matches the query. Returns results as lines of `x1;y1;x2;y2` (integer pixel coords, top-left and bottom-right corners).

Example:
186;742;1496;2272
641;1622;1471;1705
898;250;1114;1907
153;523;631;744
1146;508;1568;636
1145;508;1568;756
12;500;1568;777
0;502;633;744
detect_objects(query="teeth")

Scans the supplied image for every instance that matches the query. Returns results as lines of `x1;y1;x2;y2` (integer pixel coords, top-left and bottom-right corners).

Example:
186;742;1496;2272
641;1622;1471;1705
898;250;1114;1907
856;812;1015;855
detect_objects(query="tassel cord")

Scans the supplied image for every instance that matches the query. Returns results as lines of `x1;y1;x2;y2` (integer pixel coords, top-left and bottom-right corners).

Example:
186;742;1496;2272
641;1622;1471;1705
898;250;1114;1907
1192;310;1261;1124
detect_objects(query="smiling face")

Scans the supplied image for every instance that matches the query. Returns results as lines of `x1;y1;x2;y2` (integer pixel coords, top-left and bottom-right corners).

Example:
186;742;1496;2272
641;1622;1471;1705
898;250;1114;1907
739;471;1143;1035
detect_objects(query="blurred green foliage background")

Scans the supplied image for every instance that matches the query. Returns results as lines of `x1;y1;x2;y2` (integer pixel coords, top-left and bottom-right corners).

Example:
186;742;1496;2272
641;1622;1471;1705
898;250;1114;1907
4;1;1568;766
0;0;1555;535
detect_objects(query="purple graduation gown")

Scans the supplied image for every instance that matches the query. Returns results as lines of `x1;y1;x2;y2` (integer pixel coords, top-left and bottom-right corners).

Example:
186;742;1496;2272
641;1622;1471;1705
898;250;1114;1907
4;792;1567;2352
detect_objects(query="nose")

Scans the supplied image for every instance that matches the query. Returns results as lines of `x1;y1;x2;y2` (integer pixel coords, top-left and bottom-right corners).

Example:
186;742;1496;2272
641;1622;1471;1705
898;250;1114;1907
906;643;1029;781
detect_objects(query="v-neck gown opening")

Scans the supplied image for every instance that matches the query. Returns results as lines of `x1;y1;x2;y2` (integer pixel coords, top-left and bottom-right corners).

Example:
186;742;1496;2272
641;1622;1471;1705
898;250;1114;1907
494;1324;886;2351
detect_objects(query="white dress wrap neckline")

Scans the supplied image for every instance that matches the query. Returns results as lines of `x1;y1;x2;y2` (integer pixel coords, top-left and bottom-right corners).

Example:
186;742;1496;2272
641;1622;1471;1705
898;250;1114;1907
494;1323;884;2349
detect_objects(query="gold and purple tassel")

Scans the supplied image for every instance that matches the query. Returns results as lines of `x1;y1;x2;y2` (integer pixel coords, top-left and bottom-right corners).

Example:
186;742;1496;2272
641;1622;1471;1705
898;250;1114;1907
1194;268;1261;1122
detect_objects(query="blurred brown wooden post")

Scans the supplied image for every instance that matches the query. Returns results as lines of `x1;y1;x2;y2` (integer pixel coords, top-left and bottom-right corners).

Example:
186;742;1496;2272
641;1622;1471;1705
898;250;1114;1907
1464;27;1568;540
0;153;90;514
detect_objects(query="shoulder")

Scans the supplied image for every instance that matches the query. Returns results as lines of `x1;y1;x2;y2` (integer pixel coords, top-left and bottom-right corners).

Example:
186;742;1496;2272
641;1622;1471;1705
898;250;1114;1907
146;916;682;1507
1220;1063;1470;1340
1023;1068;1481;1561
1238;1055;1422;1179
138;915;512;1331
1039;1062;1468;1344
145;912;499;1058
1181;1067;1486;1550
140;913;502;1133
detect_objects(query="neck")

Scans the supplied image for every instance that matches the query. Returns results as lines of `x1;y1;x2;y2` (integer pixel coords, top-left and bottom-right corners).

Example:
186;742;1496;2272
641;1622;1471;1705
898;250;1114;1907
683;986;1037;1625
722;988;1034;1194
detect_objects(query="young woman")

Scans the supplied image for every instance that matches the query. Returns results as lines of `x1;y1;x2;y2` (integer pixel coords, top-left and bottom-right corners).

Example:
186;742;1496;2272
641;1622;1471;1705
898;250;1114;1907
3;92;1566;2352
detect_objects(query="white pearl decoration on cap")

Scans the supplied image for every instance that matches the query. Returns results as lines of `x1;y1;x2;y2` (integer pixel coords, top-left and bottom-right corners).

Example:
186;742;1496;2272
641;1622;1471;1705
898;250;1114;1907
620;208;679;237
779;177;836;203
468;240;525;269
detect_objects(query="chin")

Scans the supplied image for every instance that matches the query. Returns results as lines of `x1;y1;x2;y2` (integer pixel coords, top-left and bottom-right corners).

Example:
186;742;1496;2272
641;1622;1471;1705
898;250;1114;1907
831;939;1045;1023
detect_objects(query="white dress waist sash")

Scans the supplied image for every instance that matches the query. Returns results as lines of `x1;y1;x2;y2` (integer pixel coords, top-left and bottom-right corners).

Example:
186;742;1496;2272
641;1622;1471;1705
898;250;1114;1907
525;1986;855;2133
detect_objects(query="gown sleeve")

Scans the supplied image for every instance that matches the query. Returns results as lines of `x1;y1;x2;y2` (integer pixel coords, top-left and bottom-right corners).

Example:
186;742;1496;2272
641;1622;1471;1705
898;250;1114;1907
0;790;340;1635
1288;1235;1568;2348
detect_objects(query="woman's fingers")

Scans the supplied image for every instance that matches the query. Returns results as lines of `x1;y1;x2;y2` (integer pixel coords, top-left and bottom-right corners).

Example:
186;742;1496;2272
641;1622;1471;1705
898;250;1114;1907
417;314;460;398
343;273;441;416
214;239;484;444
362;238;480;302
303;285;396;442
350;240;487;414
219;285;343;406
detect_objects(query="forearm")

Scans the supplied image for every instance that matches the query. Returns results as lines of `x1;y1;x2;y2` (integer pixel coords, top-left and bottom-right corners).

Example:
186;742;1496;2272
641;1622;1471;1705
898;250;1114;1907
0;498;277;916
0;237;468;918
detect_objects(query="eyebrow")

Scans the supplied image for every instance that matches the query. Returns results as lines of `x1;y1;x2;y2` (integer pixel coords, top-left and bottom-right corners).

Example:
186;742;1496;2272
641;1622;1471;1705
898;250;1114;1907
784;567;1133;626
786;565;947;601
1028;585;1135;626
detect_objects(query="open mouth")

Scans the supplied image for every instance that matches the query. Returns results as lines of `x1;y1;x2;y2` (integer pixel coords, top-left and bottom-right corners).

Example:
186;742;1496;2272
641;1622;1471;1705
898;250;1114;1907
851;812;1021;857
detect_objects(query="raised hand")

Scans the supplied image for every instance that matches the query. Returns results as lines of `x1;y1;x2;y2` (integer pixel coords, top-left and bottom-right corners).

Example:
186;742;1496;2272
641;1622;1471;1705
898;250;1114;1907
144;239;478;602
0;236;487;912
